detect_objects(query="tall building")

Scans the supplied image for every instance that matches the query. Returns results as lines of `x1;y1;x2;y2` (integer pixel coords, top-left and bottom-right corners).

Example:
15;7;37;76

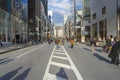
90;0;118;41
48;10;53;23
48;10;53;34
82;0;91;42
28;0;48;41
0;0;11;13
28;0;39;40
12;0;24;19
41;0;48;17
0;0;27;43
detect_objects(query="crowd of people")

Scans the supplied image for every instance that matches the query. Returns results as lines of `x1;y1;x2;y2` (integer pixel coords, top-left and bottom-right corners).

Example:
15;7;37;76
100;35;120;65
50;35;120;65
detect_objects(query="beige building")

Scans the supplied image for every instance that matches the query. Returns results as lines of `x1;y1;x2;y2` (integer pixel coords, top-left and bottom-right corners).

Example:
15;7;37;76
90;0;117;41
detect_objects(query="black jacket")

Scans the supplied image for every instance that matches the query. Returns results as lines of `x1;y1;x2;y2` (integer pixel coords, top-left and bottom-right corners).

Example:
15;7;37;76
108;41;120;59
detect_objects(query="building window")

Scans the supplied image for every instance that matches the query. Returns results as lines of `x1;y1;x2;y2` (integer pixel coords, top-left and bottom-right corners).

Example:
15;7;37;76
99;19;107;40
92;13;96;20
102;7;106;15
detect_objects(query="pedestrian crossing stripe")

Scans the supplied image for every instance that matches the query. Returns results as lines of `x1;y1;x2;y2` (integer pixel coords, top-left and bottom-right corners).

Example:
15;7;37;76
43;45;84;80
51;61;71;69
45;73;67;80
52;55;68;60
53;52;65;55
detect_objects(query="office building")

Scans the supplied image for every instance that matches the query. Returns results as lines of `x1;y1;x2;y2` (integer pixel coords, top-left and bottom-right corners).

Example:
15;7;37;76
90;0;118;41
82;0;91;42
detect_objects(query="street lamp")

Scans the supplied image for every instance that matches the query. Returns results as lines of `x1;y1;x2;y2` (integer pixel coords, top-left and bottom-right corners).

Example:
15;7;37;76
73;0;76;38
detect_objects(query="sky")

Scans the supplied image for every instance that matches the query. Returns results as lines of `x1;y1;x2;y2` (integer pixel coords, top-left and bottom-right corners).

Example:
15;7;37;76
48;0;82;26
22;0;27;3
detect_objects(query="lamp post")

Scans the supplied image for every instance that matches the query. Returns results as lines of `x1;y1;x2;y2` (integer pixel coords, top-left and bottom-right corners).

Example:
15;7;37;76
117;0;120;39
73;0;76;38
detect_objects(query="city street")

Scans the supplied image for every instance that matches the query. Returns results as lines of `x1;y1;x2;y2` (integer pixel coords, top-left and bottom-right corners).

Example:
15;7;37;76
0;42;120;80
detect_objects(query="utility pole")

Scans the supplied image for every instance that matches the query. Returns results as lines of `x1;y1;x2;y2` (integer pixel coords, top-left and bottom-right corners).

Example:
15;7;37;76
117;0;120;39
73;0;76;38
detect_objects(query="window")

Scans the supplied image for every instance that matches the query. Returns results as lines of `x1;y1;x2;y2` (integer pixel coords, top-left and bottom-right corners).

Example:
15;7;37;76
92;13;96;20
102;7;106;15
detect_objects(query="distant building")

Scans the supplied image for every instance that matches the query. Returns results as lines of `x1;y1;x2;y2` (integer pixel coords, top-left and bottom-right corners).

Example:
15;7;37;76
48;10;53;22
48;10;54;35
54;27;65;39
64;15;68;25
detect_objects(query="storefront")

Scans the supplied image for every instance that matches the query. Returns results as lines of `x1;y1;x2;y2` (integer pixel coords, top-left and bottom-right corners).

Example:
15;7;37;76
0;8;28;43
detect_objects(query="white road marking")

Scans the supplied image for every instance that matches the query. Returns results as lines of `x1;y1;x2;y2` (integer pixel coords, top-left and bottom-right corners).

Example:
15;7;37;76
62;46;84;80
43;45;83;80
53;52;65;55
43;46;56;80
46;73;67;80
17;44;46;58
54;50;63;52
51;61;71;69
52;55;68;60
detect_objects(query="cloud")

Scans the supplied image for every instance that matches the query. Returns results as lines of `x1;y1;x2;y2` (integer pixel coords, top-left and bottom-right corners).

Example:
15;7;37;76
48;0;71;15
48;0;82;26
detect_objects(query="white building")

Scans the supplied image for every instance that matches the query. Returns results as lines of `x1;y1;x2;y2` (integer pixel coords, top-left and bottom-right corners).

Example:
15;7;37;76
54;26;65;38
64;15;68;25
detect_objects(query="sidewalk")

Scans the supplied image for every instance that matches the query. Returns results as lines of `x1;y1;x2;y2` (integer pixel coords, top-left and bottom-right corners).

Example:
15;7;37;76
0;42;34;54
78;42;112;61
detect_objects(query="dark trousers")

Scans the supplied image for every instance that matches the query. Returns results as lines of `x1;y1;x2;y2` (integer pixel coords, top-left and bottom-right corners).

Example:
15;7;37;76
71;44;73;48
111;56;119;65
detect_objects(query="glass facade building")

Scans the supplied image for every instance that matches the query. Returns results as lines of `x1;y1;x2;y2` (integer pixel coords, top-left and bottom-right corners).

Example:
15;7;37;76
0;8;28;43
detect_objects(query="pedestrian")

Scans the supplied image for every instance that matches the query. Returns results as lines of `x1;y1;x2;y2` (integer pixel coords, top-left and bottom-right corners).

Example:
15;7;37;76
108;40;120;65
55;38;60;49
104;36;111;53
0;40;3;47
70;38;74;48
91;37;96;53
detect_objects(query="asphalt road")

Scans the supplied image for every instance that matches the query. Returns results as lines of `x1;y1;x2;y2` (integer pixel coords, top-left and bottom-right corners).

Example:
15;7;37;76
0;42;120;80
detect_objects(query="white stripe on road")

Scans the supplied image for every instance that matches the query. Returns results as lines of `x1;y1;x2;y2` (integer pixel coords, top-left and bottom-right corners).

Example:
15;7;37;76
43;46;56;80
53;52;65;55
51;61;71;69
52;55;68;60
46;73;67;80
17;44;46;58
62;46;84;80
54;50;63;52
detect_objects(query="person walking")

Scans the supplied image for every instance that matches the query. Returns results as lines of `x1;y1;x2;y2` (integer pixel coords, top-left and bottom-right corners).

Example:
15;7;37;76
108;38;120;65
91;37;96;53
70;38;74;48
104;36;112;53
55;38;60;49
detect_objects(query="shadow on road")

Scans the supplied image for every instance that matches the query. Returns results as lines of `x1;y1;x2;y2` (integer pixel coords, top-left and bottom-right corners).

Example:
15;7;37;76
83;47;92;52
95;48;103;52
13;68;31;80
94;53;112;64
0;57;9;62
0;67;22;80
56;68;68;80
0;58;14;65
